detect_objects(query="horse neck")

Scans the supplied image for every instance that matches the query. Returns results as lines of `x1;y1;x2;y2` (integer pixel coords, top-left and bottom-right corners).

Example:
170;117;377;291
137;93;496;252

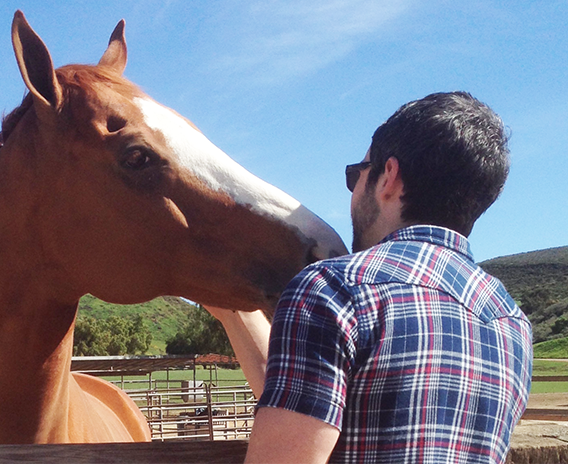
0;257;81;440
0;141;82;443
0;285;79;442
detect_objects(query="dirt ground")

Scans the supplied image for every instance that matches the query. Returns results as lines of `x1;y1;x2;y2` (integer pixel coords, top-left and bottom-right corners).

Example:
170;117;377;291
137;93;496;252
511;393;568;449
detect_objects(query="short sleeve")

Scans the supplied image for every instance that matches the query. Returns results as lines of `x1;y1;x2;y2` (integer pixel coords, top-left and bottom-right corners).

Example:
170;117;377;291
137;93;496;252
256;263;357;430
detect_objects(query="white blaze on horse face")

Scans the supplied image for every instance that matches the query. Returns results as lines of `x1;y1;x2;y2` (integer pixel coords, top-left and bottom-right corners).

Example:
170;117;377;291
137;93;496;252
135;97;301;220
135;97;346;259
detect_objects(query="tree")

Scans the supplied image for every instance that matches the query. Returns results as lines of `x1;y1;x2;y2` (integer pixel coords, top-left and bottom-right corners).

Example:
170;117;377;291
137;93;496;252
551;315;568;336
520;287;554;317
166;304;234;356
73;314;152;356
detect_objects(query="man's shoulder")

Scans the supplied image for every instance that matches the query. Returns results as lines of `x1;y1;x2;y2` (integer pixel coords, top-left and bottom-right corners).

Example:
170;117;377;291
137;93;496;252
326;238;440;286
302;232;527;324
296;230;451;285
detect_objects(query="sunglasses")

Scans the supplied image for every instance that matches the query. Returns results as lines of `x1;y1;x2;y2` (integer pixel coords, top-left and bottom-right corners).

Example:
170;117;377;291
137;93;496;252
345;161;372;192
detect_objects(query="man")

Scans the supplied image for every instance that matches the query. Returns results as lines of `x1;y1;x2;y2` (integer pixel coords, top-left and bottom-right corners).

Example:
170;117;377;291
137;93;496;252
208;91;533;463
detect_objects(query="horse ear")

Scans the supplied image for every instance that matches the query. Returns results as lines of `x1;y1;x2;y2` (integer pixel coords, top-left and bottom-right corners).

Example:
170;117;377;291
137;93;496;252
98;20;127;74
11;10;63;111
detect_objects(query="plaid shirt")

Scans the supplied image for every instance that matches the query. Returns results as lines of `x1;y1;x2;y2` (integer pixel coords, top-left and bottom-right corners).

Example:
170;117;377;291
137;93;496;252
257;225;532;463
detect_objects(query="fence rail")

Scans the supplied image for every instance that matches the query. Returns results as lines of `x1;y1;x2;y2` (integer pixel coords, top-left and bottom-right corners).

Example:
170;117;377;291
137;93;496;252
122;375;568;435
0;440;249;463
521;374;568;422
532;376;568;382
126;383;256;441
522;409;568;421
2;376;568;462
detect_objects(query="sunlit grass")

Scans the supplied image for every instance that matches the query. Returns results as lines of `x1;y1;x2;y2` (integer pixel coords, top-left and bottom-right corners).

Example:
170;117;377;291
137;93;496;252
100;361;568;394
531;359;568;393
103;366;247;391
531;381;568;394
533;359;568;375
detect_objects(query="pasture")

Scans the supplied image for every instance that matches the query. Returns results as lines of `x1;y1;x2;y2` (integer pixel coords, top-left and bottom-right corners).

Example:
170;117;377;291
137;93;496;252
104;366;247;391
101;361;568;394
93;358;568;394
531;359;568;394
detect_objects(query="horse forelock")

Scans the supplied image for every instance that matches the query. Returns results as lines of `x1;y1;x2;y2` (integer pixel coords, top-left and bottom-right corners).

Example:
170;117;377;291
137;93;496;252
56;65;144;121
57;64;142;98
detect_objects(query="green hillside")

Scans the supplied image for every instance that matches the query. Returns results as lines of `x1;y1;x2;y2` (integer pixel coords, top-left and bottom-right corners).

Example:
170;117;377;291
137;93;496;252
480;246;568;303
480;246;568;353
78;295;193;354
534;337;568;359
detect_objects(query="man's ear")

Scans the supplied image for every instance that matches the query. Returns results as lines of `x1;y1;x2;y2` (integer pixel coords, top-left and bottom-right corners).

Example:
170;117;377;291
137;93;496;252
376;157;404;203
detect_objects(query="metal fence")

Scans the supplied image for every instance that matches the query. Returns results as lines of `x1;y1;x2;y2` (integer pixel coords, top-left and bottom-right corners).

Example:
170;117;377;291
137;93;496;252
117;374;568;442
125;382;256;441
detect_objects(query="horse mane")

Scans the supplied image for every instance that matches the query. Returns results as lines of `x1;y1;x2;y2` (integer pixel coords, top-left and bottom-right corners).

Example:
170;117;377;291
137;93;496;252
1;65;143;148
1;93;34;148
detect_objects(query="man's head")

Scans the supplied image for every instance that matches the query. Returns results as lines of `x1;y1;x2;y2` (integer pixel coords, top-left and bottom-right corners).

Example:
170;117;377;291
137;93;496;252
352;91;510;248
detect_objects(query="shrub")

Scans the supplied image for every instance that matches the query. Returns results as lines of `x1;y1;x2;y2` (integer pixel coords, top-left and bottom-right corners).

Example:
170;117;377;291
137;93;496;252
73;314;152;356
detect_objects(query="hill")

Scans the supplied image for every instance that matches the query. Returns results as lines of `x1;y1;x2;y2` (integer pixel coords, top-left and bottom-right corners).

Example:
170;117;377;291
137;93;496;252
480;246;568;303
78;295;194;354
480;246;568;348
533;336;568;359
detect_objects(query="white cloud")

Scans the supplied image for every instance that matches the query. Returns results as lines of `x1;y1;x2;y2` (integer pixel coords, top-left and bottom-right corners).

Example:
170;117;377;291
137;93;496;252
207;0;413;86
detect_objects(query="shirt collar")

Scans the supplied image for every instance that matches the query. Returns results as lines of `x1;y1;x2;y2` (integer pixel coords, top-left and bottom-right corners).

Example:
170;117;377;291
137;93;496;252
379;225;474;262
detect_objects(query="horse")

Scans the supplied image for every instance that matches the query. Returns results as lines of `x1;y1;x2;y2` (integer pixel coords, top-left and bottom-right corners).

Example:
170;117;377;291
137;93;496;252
0;11;347;444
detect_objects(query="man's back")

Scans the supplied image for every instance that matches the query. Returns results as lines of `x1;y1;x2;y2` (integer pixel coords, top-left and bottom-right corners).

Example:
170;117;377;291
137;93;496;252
259;225;533;463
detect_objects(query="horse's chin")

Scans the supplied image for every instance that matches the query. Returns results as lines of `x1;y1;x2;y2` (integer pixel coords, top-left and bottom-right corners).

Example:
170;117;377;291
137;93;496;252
219;292;280;315
259;293;280;316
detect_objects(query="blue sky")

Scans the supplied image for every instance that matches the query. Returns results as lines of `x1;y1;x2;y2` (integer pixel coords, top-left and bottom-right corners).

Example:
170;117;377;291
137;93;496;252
1;1;566;262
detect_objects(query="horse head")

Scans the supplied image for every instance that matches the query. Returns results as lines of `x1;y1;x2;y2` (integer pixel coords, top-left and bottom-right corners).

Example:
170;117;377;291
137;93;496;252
3;11;347;313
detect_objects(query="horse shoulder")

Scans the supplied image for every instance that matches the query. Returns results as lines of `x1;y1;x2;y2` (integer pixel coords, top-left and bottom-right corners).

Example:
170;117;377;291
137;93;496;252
70;372;151;442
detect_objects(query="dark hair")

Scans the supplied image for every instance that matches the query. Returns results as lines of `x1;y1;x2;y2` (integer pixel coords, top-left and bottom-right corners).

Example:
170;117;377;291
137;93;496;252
368;91;510;236
1;94;34;148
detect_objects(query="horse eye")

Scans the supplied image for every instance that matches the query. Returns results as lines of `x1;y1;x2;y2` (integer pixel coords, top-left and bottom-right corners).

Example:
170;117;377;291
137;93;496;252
123;149;151;170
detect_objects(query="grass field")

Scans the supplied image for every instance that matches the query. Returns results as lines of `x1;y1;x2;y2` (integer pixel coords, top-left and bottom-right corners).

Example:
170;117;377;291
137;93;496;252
102;360;568;394
531;381;568;394
530;358;568;393
104;366;247;390
532;358;568;376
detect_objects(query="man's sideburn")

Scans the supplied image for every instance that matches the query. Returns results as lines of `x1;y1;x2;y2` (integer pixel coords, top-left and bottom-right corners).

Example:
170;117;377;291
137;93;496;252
351;180;381;253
